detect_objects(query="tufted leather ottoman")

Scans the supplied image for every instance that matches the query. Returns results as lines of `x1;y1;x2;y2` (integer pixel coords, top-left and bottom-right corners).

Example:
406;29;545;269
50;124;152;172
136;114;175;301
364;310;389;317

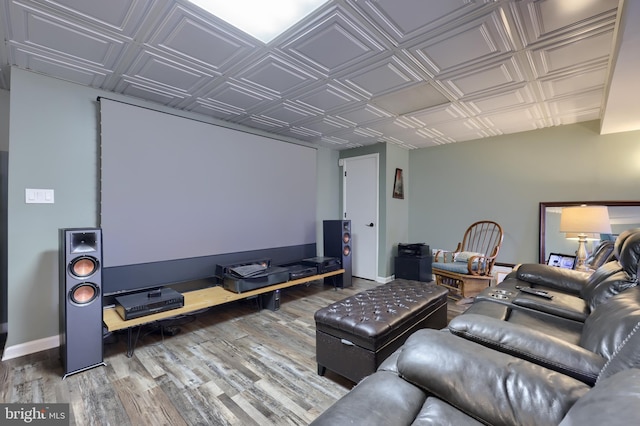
314;279;448;383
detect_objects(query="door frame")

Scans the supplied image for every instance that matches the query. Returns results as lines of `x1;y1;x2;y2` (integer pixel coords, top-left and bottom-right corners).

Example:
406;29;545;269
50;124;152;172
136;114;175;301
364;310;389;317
342;153;379;281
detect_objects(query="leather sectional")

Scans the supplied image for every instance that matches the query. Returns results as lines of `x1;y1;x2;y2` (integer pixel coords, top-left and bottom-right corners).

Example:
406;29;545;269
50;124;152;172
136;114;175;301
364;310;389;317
310;230;640;425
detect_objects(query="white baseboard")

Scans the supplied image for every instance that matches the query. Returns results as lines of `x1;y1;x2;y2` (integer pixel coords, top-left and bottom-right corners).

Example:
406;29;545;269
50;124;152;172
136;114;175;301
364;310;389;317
2;334;59;361
378;275;395;283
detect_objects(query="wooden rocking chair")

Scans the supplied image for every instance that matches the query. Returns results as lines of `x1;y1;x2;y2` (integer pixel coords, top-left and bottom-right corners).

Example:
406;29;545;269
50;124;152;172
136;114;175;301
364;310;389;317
432;220;504;300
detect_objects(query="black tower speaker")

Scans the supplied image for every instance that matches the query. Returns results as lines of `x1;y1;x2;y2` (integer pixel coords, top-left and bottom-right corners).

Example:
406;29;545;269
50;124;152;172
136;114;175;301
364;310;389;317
59;228;105;378
323;220;352;288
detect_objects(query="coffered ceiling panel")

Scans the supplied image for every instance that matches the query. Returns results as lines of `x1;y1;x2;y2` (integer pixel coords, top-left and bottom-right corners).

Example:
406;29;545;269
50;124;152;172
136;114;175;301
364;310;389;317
538;65;607;99
255;101;319;125
406;104;469;126
0;0;634;150
196;80;274;113
123;51;214;96
406;10;515;75
340;55;421;98
463;85;535;115
29;0;155;34
527;26;615;77
546;88;604;116
511;0;618;45
147;4;259;72
351;0;495;45
440;57;525;98
234;53;318;97
291;82;362;114
7;3;127;69
334;103;393;126
478;104;545;130
280;5;385;75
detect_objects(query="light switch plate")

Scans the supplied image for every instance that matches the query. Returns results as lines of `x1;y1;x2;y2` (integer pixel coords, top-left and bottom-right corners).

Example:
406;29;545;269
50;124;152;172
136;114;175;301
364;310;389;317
25;188;55;204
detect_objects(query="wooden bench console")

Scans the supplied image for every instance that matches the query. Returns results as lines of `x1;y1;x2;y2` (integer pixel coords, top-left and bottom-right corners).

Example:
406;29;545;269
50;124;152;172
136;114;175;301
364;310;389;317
103;269;345;356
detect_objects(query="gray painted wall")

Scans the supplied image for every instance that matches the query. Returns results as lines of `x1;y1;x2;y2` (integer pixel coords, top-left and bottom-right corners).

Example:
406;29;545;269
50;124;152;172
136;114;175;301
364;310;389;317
5;68;339;353
409;121;640;265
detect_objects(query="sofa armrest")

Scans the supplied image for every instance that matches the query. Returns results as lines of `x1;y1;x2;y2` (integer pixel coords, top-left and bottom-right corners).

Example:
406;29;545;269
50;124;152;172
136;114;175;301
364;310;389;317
515;263;590;294
397;329;590;426
448;314;606;385
309;371;426;426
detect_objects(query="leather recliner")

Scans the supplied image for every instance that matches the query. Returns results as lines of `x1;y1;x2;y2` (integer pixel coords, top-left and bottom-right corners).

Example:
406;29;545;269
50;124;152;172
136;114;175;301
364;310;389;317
310;327;640;426
449;285;640;385
470;229;640;324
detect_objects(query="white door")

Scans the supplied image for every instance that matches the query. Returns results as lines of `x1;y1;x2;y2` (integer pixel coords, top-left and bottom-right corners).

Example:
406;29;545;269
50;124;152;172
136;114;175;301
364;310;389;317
343;154;378;281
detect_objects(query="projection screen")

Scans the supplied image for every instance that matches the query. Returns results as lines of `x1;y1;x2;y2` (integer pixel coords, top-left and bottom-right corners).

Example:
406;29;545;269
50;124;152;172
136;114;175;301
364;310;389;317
99;98;317;269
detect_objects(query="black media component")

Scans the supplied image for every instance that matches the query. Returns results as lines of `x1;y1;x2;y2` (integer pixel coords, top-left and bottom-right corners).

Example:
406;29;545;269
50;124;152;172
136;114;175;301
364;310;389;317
115;287;184;320
398;243;431;258
323;220;352;288
395;256;433;282
261;289;281;311
301;256;341;274
221;260;290;293
285;263;318;280
59;228;105;378
214;258;271;281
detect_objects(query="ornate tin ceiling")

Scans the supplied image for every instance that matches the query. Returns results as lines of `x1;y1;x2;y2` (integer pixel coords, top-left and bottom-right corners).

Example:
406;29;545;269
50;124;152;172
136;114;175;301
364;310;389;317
1;0;634;150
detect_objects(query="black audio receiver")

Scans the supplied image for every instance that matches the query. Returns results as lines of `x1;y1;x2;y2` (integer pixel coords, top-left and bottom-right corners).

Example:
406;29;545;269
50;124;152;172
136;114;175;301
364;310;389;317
115;288;184;321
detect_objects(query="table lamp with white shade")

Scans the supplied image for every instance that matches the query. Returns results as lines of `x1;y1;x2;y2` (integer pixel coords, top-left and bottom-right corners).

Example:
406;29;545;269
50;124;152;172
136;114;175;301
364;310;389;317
560;205;612;271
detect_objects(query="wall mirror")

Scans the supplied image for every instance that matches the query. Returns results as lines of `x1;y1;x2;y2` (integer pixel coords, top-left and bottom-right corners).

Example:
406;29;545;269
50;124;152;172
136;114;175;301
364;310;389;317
539;201;640;264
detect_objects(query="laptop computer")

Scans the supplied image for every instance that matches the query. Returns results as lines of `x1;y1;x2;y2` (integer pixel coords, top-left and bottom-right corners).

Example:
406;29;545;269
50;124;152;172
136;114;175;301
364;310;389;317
546;253;577;269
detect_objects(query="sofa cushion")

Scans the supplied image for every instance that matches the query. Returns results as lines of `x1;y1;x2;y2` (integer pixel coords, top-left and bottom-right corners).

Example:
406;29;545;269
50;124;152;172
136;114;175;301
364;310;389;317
397;329;589;426
583;270;636;311
411;397;483;426
559;369;640;426
580;286;640;358
597;321;640;381
448;313;605;385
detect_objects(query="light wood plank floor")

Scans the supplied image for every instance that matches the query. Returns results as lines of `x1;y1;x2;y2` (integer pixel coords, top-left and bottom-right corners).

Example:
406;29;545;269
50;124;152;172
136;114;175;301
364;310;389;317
0;278;467;425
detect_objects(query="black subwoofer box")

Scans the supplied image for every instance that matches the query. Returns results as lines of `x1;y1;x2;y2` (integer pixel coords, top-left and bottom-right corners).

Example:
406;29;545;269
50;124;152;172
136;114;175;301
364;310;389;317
394;256;433;282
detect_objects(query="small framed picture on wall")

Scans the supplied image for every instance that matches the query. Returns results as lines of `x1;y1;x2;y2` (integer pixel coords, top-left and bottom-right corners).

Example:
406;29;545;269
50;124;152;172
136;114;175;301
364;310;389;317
393;168;404;199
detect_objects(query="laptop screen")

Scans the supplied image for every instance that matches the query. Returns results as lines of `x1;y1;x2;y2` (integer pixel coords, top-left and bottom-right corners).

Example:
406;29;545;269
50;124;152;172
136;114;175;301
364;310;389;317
547;253;576;269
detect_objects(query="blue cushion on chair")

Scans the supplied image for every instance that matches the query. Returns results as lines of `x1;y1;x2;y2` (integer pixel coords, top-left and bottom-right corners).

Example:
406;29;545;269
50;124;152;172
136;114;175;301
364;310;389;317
433;262;474;275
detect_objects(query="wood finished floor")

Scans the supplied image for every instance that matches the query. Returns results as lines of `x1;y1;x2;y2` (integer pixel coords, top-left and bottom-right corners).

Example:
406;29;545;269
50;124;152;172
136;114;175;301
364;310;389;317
0;278;467;426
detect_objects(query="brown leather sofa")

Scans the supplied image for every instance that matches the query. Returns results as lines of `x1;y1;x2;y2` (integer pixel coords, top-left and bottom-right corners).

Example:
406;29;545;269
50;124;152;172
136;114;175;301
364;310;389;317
311;231;640;425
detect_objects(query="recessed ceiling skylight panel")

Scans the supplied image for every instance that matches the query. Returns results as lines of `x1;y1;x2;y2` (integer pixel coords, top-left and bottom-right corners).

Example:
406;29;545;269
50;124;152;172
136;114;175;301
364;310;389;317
188;0;327;43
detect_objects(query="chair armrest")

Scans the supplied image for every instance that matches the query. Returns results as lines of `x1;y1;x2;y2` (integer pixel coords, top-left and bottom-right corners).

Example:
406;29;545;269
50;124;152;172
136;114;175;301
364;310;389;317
515;263;591;294
309;371;427;426
397;329;590;426
448;314;606;385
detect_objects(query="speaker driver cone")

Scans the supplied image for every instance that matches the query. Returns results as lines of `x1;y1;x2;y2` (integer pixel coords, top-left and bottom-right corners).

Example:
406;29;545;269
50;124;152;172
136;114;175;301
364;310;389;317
343;232;350;243
69;283;99;305
343;245;351;256
69;256;99;278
